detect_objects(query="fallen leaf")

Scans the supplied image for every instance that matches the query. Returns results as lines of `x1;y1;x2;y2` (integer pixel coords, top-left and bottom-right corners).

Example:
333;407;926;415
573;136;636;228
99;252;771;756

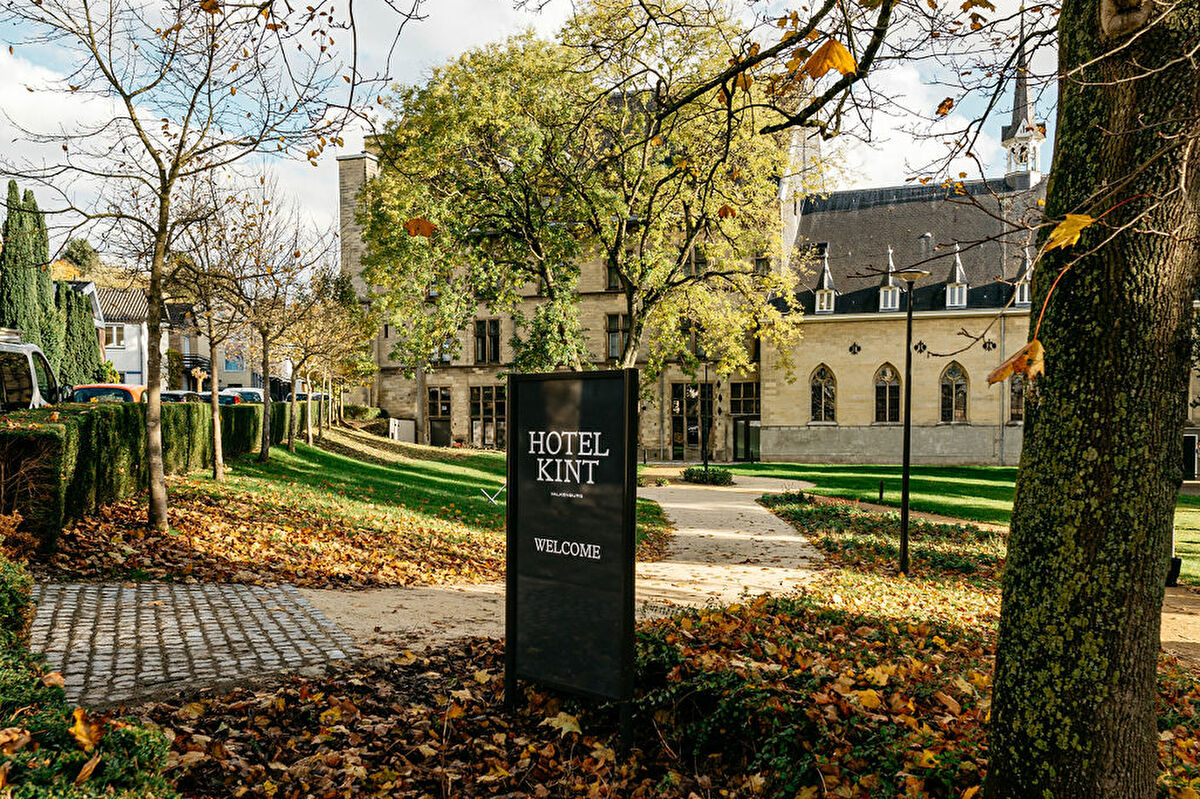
540;711;581;737
69;708;99;752
75;752;102;783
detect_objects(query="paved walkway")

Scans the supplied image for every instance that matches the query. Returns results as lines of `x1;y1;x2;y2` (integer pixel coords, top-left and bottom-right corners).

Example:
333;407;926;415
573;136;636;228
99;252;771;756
30;583;356;707
302;475;823;653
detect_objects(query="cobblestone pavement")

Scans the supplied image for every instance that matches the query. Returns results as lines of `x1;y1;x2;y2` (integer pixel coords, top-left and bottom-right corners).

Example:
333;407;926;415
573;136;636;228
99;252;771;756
30;582;357;708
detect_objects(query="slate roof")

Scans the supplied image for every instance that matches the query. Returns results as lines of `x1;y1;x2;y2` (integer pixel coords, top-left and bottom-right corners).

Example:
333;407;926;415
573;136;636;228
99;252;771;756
95;287;150;324
792;176;1046;315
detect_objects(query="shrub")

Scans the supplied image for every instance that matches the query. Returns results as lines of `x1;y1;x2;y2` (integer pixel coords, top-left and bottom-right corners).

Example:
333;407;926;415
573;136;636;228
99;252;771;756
343;404;381;421
681;466;733;486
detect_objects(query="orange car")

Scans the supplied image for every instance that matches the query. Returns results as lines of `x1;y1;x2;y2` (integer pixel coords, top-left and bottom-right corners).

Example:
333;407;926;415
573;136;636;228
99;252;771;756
70;383;148;403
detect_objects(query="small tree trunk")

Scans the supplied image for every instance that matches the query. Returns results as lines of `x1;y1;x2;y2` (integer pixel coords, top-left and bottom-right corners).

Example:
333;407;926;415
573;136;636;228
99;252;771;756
415;363;427;445
288;371;298;453
146;229;169;532
209;330;224;483
258;330;271;463
985;3;1200;795
305;370;314;446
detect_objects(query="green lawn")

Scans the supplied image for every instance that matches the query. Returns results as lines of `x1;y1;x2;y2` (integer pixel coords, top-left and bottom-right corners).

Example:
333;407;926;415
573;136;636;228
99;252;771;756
730;462;1200;585
728;462;1019;524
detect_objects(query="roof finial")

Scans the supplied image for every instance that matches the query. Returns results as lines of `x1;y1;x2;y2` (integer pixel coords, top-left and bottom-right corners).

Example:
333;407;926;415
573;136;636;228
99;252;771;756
949;243;968;284
817;249;836;292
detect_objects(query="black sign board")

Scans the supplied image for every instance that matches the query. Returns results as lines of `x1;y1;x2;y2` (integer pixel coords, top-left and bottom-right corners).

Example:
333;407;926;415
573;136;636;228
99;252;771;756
505;369;638;702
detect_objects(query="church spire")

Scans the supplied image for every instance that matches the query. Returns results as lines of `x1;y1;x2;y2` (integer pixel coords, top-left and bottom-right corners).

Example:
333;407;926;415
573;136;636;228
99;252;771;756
1001;10;1045;189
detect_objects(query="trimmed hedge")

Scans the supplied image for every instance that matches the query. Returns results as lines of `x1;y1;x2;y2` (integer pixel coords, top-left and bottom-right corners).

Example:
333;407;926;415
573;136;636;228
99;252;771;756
343;404;381;421
0;540;173;797
0;401;313;548
681;465;734;486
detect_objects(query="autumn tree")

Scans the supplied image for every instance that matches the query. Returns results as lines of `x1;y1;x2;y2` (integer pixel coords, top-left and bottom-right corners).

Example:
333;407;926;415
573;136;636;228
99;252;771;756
0;0;368;531
361;2;802;387
512;0;1198;793
223;179;334;463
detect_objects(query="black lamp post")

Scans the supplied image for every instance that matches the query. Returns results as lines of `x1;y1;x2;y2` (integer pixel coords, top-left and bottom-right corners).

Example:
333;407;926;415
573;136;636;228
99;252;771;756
701;360;710;477
892;267;930;575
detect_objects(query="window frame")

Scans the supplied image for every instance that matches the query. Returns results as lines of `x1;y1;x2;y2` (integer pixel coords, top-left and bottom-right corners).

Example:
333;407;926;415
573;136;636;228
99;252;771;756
874;364;901;424
474;319;501;364
606;313;630;361
427;386;451;420
104;324;126;348
939;362;969;423
810;365;837;424
469;384;507;448
879;286;900;311
1015;281;1031;306
730;381;761;416
815;289;835;314
946;282;968;309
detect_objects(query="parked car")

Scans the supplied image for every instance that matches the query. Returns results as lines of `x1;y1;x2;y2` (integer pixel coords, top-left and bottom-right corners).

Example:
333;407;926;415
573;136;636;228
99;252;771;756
217;393;242;406
161;390;204;403
220;387;264;403
0;328;64;411
71;384;148;403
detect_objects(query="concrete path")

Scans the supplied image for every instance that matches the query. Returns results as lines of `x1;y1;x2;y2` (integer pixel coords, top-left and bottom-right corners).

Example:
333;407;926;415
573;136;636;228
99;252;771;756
30;583;356;708
302;475;822;653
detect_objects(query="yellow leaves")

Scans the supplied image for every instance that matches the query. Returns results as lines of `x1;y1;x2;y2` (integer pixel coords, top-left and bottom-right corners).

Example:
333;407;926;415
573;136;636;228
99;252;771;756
802;39;857;80
855;688;882;709
1046;213;1094;251
650;135;663;147
539;711;581;737
177;701;207;720
933;689;961;715
318;706;342;725
936;97;954;116
987;339;1045;385
69;708;99;752
1170;788;1200;799
404;217;438;238
961;787;982;799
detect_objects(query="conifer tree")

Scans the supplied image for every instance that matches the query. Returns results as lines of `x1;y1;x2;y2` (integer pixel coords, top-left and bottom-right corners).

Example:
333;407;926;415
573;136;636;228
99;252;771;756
56;282;101;385
0;181;38;339
26;191;63;368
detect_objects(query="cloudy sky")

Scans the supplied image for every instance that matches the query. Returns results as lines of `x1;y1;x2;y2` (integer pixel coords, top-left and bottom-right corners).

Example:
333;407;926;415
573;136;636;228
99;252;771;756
0;0;1054;248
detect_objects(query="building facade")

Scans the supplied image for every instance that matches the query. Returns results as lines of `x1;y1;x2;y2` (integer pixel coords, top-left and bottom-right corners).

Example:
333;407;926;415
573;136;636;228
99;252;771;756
338;66;1054;465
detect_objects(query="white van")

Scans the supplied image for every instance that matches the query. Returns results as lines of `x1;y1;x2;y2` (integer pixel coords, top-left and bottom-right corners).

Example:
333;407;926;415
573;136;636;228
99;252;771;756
0;328;64;412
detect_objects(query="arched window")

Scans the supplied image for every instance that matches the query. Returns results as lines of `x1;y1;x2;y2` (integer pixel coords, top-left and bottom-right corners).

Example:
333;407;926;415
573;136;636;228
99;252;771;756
875;364;901;423
810;365;836;423
1010;374;1025;423
940;362;969;423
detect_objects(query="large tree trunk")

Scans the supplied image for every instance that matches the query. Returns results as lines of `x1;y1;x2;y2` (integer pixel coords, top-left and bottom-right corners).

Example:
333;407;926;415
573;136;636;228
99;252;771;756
258;331;271;463
209;329;224;483
985;2;1200;795
146;229;169;532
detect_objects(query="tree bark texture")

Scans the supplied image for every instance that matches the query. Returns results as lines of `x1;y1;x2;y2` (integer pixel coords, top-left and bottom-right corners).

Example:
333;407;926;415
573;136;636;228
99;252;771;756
259;332;271;463
985;1;1200;795
209;332;224;483
146;230;169;532
415;364;427;445
305;371;314;446
288;372;298;453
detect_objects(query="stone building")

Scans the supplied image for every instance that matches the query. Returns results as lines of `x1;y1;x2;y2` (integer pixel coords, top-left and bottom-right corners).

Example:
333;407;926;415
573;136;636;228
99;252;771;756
337;61;1051;465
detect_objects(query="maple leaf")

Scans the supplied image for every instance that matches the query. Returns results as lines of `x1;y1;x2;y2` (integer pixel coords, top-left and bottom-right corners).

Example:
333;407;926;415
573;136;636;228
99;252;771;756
987;339;1045;385
69;708;99;751
718;204;737;219
199;0;221;13
802;39;857;80
1046;213;1094;251
936;97;954;116
540;711;581;737
404;217;438;238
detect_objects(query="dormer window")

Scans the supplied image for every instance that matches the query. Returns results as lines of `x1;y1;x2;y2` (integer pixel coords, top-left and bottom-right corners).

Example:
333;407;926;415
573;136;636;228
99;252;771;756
1015;280;1031;306
879;286;900;311
946;283;967;309
816;290;835;314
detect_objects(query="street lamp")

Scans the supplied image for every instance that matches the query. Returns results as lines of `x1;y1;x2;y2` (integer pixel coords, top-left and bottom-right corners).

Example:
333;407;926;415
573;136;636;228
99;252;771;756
891;267;930;575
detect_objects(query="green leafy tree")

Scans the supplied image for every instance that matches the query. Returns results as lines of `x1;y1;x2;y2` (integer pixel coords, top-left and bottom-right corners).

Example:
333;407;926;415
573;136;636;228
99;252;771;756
25;191;64;369
361;5;802;387
55;282;102;386
0;181;39;341
62;238;101;277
